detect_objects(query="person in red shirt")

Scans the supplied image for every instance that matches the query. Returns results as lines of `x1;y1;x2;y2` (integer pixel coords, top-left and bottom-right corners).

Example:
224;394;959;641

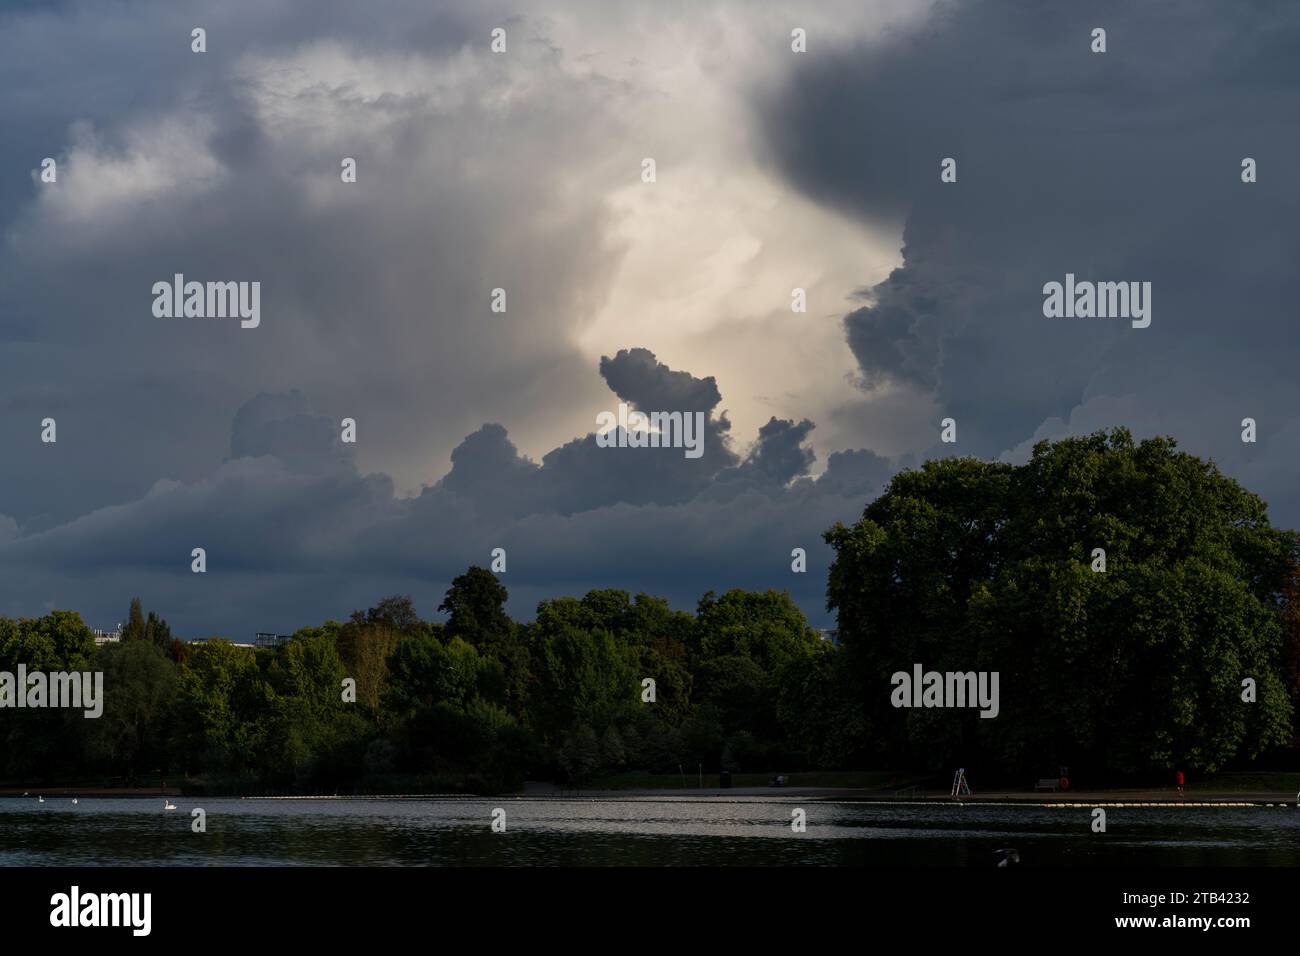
1175;770;1185;797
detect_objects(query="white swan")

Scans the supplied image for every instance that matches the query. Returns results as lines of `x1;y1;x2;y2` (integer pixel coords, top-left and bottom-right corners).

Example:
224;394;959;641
164;800;177;811
37;795;44;803
72;798;78;805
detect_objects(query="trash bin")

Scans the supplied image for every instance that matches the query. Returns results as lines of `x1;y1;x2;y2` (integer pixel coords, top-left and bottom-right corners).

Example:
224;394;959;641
719;770;732;789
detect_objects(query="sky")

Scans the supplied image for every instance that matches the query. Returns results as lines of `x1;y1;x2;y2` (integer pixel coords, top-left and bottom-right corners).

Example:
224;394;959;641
1;0;1298;638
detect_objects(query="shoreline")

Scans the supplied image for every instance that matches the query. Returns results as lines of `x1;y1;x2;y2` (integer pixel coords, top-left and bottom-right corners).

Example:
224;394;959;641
6;785;1295;805
0;787;182;797
520;787;1299;805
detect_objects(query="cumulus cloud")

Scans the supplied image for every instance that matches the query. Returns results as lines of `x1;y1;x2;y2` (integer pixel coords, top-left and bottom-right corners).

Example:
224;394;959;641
0;350;887;635
761;0;1300;525
229;390;355;474
0;0;914;635
3;0;1292;640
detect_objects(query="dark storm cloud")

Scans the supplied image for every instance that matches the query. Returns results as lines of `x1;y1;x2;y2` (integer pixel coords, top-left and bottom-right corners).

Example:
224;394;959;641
524;348;742;512
599;347;726;414
437;424;541;514
437;352;823;521
0;0;624;532
229;390;354;474
1;0;906;637
815;448;894;498
0;348;879;634
731;417;816;486
30;0;1298;641
434;349;743;518
760;0;1300;525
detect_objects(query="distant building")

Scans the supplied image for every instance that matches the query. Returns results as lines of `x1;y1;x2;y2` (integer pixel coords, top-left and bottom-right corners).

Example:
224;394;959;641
185;636;256;650
180;633;291;651
817;628;840;646
253;632;293;649
92;627;121;646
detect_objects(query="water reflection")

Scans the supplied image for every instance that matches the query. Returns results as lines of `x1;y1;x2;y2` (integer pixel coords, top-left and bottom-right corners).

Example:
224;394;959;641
2;797;1296;867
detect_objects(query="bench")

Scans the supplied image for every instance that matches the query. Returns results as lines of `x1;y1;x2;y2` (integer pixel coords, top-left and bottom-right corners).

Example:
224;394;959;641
1034;778;1059;792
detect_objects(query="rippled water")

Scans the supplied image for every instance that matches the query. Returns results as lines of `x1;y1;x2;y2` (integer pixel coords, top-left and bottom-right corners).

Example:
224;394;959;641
2;797;1297;866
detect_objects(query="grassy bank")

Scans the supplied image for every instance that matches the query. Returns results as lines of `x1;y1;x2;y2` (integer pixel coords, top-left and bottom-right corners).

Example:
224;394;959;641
1187;772;1300;793
583;770;925;790
581;770;1300;793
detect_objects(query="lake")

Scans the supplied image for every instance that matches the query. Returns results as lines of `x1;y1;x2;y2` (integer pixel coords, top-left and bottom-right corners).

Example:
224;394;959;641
2;796;1297;866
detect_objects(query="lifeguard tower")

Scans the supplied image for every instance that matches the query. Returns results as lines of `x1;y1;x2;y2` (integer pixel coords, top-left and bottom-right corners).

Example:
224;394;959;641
951;768;971;799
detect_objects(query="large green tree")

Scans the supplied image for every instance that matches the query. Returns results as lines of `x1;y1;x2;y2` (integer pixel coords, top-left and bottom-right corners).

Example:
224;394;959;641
172;639;272;779
440;567;514;649
85;640;177;785
440;568;530;716
530;626;638;747
335;621;403;714
262;632;368;789
825;429;1295;779
691;589;822;747
531;590;695;727
120;597;175;654
0;610;97;779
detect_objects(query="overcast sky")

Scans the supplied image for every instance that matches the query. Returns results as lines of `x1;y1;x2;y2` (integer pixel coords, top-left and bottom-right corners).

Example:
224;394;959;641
2;0;1297;638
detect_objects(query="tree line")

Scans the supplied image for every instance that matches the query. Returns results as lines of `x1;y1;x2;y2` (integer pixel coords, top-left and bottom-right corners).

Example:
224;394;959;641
3;429;1297;793
1;580;828;793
